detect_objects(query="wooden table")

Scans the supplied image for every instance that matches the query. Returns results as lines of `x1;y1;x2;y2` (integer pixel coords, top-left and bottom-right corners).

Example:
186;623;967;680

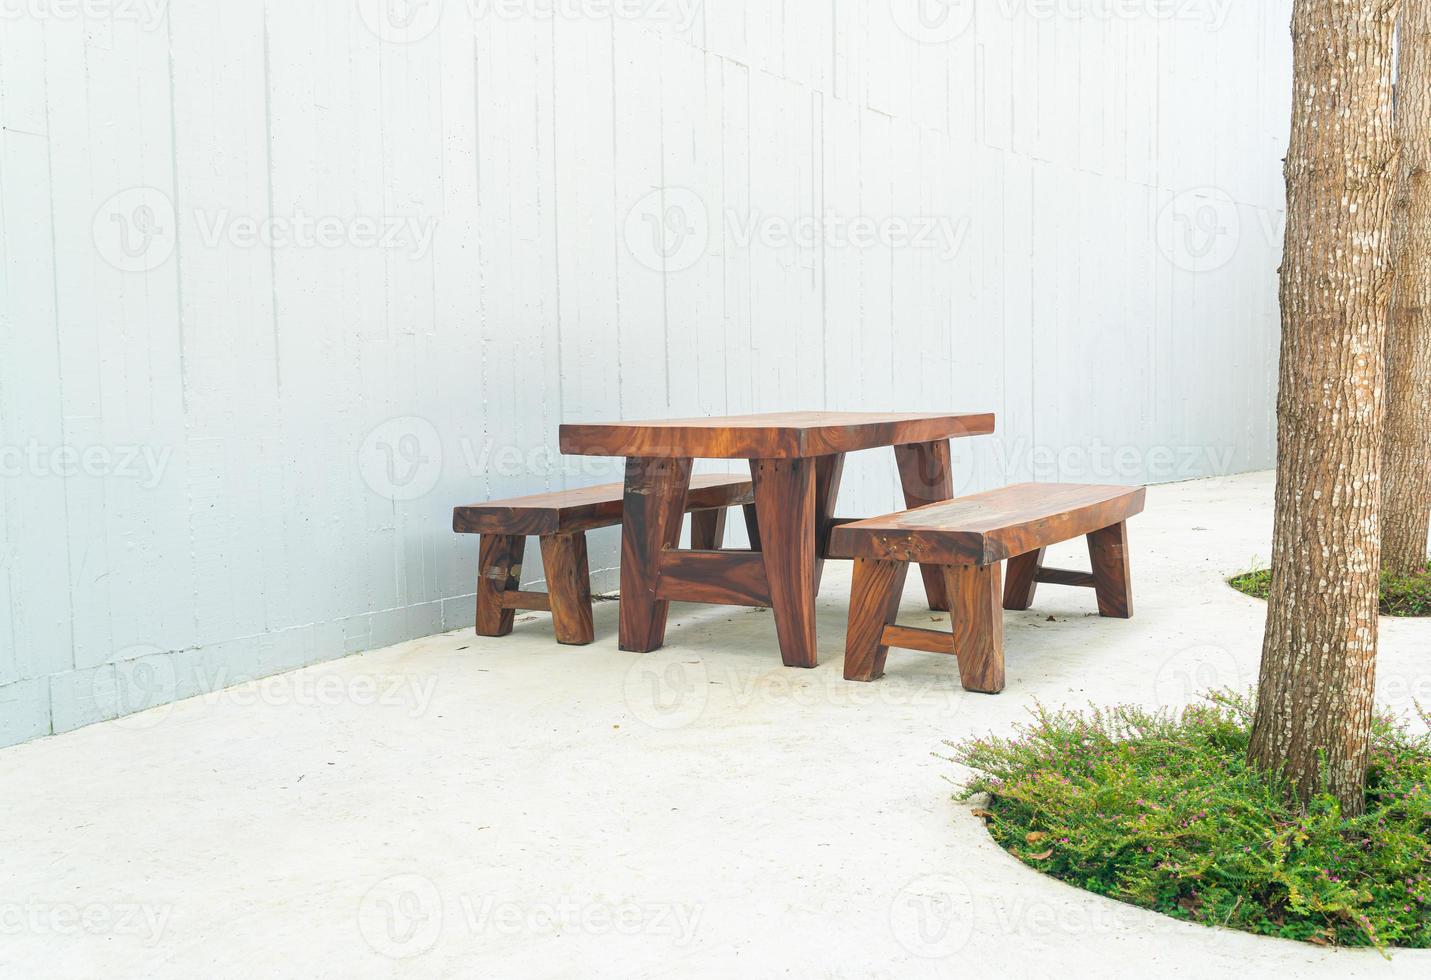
558;411;995;668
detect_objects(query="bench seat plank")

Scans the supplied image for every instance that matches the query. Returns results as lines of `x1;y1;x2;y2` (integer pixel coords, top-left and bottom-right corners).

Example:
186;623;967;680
828;483;1145;566
453;473;754;536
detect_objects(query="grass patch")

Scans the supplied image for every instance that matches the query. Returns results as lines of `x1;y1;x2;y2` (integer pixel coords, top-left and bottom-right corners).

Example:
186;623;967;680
1229;563;1431;617
949;693;1431;950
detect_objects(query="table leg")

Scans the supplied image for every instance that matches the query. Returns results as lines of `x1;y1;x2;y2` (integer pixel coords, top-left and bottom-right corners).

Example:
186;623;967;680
752;457;818;668
895;439;955;611
618;456;692;653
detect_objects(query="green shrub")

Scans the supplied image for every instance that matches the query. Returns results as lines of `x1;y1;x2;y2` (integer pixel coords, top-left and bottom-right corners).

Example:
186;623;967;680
1229;563;1431;617
949;693;1431;950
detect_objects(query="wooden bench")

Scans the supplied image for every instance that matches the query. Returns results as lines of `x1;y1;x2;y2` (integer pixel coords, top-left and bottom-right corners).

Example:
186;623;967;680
828;483;1145;694
453;475;756;645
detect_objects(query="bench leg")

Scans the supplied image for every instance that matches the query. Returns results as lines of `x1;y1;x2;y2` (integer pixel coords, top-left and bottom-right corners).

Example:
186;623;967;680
844;558;910;681
813;453;846;591
1003;547;1046;611
1087;521;1133;618
689;508;727;550
476;534;526;637
945;563;1005;694
894;440;954;611
742;503;761;551
540;532;595;645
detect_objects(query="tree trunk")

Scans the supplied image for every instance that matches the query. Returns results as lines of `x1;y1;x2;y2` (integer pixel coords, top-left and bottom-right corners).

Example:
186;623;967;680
1382;0;1431;576
1248;0;1401;818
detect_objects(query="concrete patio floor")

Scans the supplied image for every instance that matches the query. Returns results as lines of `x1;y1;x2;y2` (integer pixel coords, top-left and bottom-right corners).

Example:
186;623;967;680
3;470;1429;979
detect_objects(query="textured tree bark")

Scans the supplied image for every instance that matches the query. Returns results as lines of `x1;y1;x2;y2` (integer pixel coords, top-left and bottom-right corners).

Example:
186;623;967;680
1248;0;1400;818
1382;0;1431;575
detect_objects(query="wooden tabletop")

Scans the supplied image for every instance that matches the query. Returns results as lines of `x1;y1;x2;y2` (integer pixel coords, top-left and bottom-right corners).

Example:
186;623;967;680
559;411;995;459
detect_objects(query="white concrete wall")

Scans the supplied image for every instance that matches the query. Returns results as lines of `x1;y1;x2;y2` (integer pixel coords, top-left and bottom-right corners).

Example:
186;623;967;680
0;1;1290;746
